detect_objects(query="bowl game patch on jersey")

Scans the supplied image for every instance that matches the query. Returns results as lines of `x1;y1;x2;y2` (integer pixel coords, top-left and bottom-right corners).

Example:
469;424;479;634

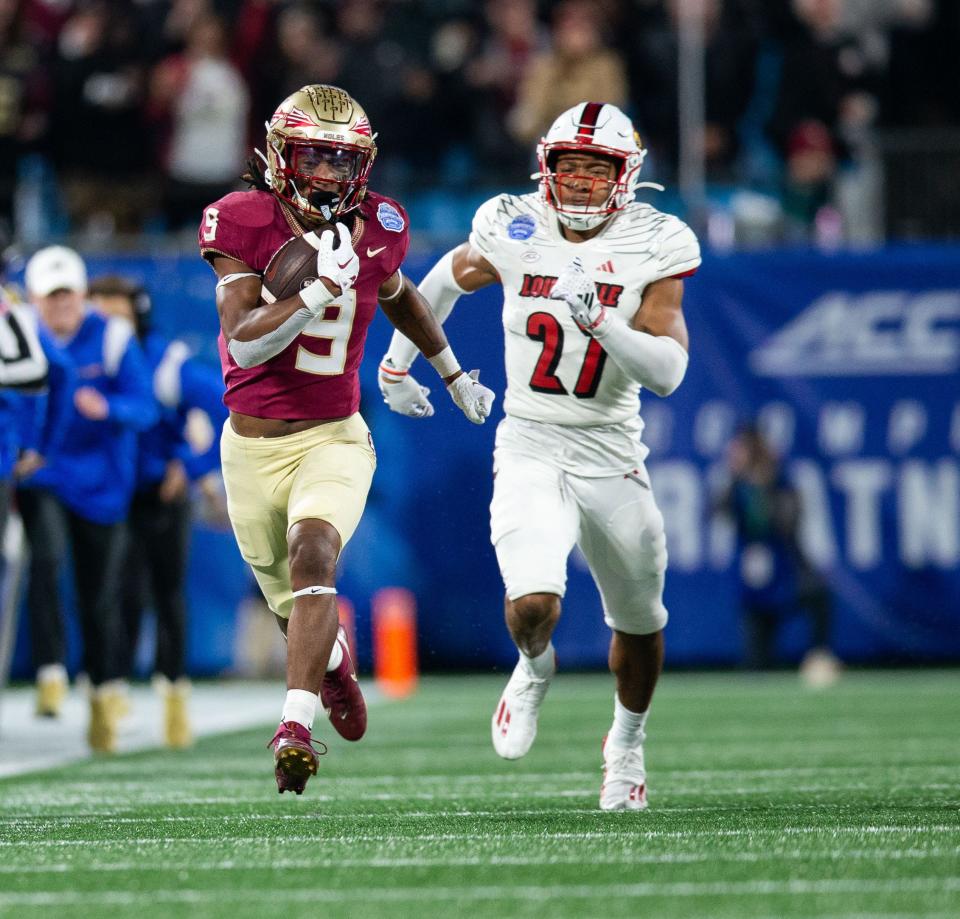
508;215;536;240
377;202;405;233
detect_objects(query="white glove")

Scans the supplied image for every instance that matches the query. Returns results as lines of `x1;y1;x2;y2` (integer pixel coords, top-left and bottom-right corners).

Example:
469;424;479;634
551;257;608;336
378;358;435;418
304;223;360;299
447;370;495;425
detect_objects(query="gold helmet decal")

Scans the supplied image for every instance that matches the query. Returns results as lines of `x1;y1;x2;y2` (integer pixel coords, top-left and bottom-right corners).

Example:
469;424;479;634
265;85;377;222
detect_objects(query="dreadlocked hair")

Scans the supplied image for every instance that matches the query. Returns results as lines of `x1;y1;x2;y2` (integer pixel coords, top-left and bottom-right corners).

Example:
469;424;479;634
242;155;271;192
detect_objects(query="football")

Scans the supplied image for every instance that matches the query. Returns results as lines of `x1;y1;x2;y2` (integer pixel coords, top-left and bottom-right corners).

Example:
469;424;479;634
261;235;323;303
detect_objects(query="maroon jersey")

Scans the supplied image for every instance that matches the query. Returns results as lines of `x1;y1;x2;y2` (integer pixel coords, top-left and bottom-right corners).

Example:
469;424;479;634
199;189;410;420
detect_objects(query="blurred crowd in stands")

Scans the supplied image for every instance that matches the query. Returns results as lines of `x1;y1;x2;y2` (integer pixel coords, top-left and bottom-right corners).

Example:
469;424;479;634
1;0;958;246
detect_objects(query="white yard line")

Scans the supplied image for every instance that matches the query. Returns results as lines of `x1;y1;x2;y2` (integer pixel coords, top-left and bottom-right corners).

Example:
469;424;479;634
0;877;958;906
12;764;951;786
0;780;956;811
3;804;959;824
0;847;956;874
1;824;956;848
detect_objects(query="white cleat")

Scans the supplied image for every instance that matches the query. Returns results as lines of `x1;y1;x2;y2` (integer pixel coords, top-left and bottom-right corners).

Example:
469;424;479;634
600;735;648;811
491;654;555;760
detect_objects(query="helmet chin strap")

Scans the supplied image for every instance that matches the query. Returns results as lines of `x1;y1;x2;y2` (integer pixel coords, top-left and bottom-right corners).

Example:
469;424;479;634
254;147;272;185
289;179;311;213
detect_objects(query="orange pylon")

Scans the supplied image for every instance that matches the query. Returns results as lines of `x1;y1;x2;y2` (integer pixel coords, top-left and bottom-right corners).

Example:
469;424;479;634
372;587;418;698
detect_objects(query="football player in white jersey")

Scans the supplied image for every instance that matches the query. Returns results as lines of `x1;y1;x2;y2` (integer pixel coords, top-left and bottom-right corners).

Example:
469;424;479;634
378;102;700;811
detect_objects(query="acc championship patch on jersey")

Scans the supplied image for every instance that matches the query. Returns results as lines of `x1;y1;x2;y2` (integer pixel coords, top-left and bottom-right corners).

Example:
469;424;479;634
507;214;536;240
377;203;405;233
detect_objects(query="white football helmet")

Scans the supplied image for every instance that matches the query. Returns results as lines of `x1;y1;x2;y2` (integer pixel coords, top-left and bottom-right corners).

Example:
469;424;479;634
535;102;651;232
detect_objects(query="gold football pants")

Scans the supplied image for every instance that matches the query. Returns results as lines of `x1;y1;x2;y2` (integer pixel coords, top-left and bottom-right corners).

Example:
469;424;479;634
220;413;376;618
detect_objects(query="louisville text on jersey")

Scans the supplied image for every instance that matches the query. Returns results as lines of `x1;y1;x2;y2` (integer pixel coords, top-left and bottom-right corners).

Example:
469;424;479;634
519;274;624;308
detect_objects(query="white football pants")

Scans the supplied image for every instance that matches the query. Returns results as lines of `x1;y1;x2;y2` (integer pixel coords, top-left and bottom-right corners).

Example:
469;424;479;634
490;449;668;635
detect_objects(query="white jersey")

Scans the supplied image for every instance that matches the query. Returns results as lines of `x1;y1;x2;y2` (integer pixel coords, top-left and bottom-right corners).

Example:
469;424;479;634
470;192;700;429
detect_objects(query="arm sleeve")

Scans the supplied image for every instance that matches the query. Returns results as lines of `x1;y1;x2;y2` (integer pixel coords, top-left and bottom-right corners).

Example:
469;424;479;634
590;215;699;395
227;305;319;368
594;322;689;397
105;338;159;431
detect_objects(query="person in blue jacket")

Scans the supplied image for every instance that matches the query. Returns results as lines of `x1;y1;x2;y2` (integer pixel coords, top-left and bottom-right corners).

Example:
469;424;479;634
1;295;66;612
89;275;226;748
1;297;49;538
18;246;157;752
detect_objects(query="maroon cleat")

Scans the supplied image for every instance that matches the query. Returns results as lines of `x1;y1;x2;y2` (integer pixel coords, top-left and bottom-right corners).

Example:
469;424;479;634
320;627;367;741
268;721;326;794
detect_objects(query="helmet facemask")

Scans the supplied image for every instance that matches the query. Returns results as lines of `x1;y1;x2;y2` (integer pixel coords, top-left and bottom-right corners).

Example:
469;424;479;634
269;138;373;222
538;145;642;231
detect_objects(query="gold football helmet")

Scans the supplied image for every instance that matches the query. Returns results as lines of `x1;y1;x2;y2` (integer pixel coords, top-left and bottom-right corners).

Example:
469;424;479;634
264;85;377;222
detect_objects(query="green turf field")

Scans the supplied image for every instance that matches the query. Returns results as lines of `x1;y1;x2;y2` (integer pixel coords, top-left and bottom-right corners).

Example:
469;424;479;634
0;671;958;918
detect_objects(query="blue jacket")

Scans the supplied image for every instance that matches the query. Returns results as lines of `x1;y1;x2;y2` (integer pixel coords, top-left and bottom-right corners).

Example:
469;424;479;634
3;329;75;479
137;331;226;488
24;310;157;523
0;392;17;479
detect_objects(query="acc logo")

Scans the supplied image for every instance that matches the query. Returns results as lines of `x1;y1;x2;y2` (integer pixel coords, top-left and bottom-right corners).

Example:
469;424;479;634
377;203;405;233
750;290;960;376
508;215;536;240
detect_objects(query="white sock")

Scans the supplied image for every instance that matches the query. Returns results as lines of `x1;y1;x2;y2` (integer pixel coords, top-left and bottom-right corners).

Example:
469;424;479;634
326;638;343;672
37;663;67;684
281;689;318;731
607;694;648;749
519;643;555;680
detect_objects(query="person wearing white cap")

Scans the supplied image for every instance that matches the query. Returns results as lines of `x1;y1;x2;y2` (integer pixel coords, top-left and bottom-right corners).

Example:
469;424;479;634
16;245;157;752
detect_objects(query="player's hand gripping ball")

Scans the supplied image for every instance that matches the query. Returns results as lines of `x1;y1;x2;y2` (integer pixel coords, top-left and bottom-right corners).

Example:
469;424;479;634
262;223;359;308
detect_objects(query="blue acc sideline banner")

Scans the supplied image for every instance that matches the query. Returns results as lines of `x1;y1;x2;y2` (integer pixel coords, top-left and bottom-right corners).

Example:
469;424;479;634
8;245;960;675
652;245;960;665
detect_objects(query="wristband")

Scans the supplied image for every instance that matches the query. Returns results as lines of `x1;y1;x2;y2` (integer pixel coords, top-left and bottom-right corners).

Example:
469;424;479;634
427;345;461;378
379;358;408;382
299;278;335;313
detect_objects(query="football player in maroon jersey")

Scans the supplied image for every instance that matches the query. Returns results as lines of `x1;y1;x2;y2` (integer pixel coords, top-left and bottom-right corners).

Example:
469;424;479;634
199;84;494;795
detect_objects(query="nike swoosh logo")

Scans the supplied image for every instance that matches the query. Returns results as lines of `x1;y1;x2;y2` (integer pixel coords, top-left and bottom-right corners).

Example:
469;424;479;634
366;246;386;257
